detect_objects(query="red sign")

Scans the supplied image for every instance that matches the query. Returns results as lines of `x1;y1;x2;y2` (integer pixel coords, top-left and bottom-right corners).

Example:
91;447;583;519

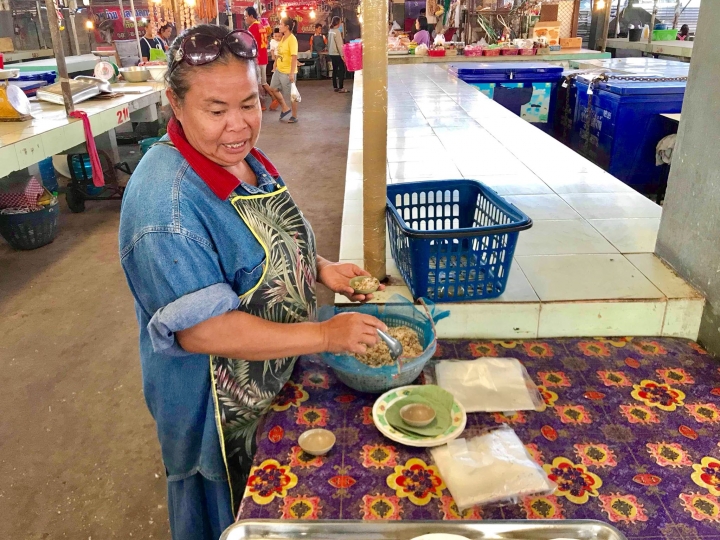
91;6;150;43
261;2;329;34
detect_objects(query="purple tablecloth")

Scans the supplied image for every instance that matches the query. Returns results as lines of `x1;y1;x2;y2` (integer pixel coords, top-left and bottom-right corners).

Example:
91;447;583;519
238;338;720;539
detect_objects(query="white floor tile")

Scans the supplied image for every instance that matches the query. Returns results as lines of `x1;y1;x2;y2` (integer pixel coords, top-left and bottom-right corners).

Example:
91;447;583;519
455;159;531;177
426;118;481;128
389;162;462;181
560;193;662;219
435;303;540;339
625;253;703;299
539;172;636;194
387;147;450;163
515;220;619;256
662;298;705;340
516;254;665;301
481;174;553;196
386;136;443;149
504;195;582;221
387;126;436;138
387;118;431;129
588;218;660;253
538;301;666;338
344;176;363;200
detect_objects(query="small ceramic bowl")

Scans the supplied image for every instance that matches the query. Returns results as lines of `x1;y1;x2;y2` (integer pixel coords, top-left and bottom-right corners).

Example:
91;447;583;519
400;403;436;427
298;428;336;456
350;276;380;294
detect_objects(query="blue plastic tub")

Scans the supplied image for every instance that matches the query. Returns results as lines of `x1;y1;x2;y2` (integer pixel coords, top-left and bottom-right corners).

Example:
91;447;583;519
571;75;685;193
16;70;57;84
386;180;532;303
450;62;564;132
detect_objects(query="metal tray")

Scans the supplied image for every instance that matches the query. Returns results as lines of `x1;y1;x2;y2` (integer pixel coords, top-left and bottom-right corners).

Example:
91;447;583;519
221;520;627;540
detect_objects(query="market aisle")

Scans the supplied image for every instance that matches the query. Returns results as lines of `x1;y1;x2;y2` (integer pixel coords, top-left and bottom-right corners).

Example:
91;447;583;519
0;79;352;539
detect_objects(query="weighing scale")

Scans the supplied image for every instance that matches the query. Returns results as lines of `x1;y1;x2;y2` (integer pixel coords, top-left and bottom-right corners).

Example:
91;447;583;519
0;68;32;122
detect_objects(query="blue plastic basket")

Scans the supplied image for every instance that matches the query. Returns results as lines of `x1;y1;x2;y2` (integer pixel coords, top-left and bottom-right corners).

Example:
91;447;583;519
386;180;532;302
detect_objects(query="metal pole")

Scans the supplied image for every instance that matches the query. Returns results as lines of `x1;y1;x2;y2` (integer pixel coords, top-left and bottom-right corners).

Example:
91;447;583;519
215;0;219;24
600;0;611;52
614;0;621;37
128;0;142;58
119;0;125;26
672;0;681;29
648;0;657;44
35;0;48;48
43;0;74;115
362;0;387;280
68;0;81;56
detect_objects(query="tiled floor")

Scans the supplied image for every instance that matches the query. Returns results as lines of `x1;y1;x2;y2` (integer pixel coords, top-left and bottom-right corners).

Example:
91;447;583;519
339;65;704;340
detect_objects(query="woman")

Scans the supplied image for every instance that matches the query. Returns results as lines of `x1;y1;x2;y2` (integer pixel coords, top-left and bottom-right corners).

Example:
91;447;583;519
119;24;385;540
157;23;173;51
328;16;348;94
677;24;689;41
413;16;431;48
267;17;299;123
140;23;164;62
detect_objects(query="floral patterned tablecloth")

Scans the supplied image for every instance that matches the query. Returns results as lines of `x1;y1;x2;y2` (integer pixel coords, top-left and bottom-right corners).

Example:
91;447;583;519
238;338;720;540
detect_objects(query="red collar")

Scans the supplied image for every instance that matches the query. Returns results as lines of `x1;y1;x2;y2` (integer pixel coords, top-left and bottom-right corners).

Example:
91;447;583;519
167;117;279;200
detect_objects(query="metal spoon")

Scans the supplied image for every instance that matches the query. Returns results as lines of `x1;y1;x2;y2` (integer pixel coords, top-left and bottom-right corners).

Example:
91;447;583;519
377;329;403;361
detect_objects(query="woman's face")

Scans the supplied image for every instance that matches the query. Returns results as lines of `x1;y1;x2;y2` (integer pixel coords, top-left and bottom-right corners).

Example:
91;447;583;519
415;19;420;30
279;21;289;34
169;58;261;168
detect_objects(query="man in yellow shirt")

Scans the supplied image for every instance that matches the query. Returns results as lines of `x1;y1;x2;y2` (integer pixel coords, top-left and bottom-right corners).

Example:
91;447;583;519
268;17;299;123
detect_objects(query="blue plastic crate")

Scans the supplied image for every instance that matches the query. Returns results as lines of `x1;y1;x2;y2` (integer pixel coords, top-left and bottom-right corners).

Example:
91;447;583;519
386;180;532;302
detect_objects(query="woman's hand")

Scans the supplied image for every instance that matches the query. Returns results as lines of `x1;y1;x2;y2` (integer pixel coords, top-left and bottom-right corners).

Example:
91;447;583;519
317;260;385;302
320;312;386;354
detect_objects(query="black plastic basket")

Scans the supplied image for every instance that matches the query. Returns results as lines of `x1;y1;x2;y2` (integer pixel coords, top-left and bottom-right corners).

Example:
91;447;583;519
0;202;59;250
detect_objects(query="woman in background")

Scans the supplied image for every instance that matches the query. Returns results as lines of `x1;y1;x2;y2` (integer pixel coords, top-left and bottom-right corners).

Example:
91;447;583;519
140;23;164;62
413;16;431;47
328;16;348;94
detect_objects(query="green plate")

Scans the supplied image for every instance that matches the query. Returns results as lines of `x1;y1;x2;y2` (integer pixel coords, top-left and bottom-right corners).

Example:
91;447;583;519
372;385;467;447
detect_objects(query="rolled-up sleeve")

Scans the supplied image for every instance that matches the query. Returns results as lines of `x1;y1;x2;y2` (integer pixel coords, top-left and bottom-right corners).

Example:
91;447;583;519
121;231;239;356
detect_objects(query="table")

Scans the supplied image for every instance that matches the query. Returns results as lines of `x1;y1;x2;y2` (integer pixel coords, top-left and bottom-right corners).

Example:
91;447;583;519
388;49;611;65
0;81;166;178
605;38;693;60
5;54;100;74
2;49;55;63
237;337;720;538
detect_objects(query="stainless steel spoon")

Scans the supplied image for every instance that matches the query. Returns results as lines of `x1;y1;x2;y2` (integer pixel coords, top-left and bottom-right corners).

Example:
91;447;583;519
377;329;403;361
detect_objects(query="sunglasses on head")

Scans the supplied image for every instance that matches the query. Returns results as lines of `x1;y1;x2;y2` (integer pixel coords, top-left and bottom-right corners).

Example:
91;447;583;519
171;29;257;72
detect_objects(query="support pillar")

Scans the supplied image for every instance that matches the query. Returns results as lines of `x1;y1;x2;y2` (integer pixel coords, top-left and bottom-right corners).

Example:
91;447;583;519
656;0;720;354
361;0;388;280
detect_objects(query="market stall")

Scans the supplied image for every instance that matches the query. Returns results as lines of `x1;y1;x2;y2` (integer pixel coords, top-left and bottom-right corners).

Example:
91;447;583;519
230;338;716;534
605;37;693;60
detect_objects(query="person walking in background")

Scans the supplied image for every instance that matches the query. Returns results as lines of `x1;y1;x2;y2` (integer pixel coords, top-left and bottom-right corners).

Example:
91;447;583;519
413;16;431;47
267;17;299;123
268;27;281;110
328;16;348;94
244;7;271;111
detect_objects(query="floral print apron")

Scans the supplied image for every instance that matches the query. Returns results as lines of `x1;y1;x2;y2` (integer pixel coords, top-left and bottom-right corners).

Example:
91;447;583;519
211;184;317;514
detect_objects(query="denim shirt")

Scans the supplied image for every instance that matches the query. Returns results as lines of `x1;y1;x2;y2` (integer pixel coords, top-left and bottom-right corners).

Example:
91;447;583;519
118;139;281;482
